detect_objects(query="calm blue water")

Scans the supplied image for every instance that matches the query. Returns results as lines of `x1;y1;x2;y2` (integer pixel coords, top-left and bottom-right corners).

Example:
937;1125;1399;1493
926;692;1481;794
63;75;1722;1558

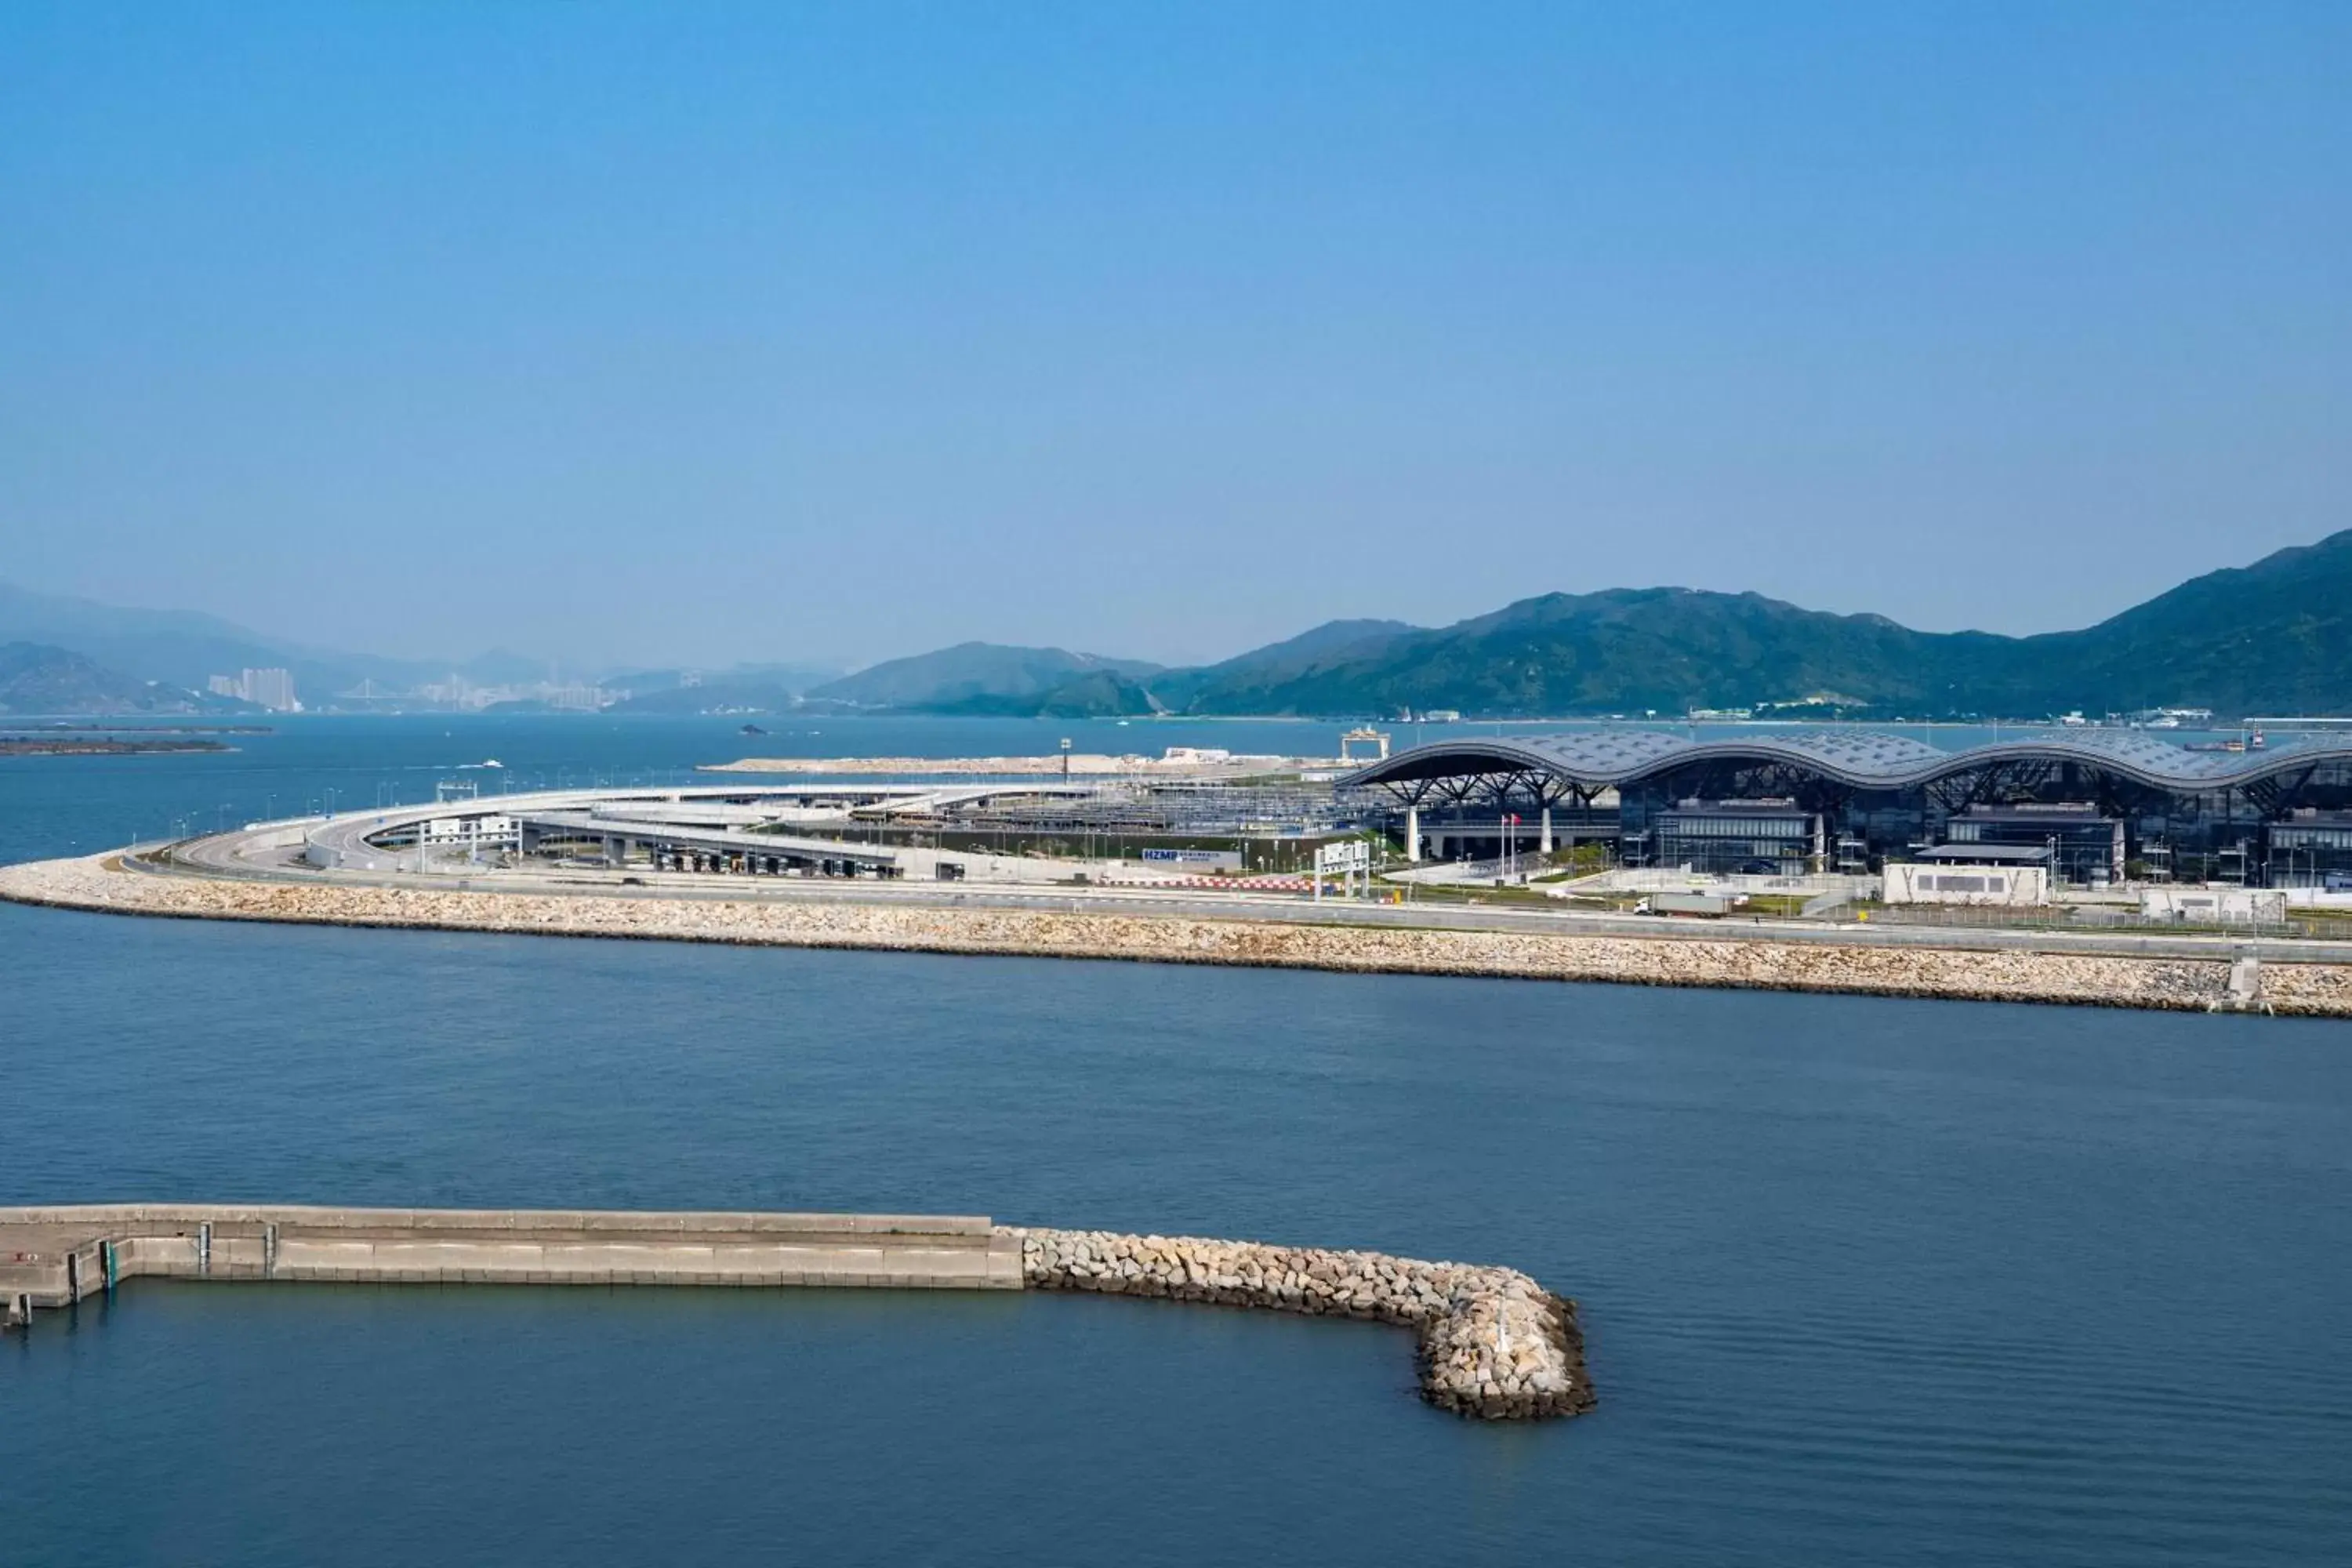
4;717;2349;1565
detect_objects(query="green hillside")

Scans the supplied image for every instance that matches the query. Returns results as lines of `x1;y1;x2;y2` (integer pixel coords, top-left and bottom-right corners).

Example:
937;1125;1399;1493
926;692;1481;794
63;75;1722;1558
1162;531;2352;719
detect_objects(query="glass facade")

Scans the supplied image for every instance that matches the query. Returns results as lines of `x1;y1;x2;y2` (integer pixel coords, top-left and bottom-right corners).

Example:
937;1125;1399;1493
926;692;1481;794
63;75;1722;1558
1642;804;1816;875
1944;807;2124;887
2265;814;2352;888
1617;755;2346;887
1364;739;2352;889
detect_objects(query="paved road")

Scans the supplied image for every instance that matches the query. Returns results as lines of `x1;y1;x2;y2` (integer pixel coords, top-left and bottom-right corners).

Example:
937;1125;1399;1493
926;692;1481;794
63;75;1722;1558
135;820;2352;966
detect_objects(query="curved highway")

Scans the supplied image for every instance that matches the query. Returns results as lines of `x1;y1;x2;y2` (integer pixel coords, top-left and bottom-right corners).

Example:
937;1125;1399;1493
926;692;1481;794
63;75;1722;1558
135;795;2352;966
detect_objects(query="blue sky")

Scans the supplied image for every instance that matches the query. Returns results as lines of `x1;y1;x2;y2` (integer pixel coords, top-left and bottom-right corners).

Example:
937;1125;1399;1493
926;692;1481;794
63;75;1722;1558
4;2;2346;670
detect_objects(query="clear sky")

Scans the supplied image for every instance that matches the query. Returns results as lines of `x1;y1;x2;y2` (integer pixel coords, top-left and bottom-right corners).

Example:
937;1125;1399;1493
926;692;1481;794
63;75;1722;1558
4;2;2347;671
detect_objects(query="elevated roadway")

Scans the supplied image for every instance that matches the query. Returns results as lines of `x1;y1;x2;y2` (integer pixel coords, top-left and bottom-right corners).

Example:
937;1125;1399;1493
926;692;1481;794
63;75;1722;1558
510;808;899;870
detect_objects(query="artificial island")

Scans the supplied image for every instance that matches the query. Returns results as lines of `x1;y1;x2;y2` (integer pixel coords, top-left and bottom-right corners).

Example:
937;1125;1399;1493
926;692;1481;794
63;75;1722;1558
5;725;2352;1015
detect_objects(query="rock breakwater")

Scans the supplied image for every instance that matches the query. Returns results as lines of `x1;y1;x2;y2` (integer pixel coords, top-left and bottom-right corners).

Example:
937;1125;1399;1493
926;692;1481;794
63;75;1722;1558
1015;1227;1592;1420
4;851;2350;1014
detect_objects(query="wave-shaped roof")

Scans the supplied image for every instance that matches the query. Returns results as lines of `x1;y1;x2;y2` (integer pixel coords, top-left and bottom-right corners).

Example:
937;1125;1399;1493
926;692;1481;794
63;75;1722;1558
1341;728;2352;793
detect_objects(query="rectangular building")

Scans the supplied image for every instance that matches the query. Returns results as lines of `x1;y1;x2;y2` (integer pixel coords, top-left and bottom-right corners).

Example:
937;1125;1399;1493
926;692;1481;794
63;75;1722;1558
2264;812;2352;888
1944;805;2122;887
1648;802;1817;877
239;667;299;712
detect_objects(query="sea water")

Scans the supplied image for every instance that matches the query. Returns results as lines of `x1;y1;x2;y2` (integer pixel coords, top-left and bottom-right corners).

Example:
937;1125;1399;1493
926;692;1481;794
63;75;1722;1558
2;716;2347;1564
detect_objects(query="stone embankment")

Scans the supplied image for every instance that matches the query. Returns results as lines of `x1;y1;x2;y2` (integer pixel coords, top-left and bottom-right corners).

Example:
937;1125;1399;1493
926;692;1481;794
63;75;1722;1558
5;851;2350;1015
1018;1228;1591;1420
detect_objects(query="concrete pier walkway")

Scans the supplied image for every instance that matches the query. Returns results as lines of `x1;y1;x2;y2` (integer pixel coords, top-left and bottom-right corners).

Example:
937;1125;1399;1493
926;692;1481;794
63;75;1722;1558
0;1205;1019;1308
0;1204;1591;1421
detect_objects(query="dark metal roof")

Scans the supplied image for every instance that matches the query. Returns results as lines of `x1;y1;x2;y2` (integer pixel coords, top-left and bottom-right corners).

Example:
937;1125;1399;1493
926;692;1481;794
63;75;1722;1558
1915;843;2053;862
1340;728;2352;793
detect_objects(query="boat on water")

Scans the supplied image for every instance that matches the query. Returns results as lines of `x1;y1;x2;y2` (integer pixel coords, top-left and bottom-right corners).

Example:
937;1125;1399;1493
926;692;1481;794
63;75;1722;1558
2185;730;2265;753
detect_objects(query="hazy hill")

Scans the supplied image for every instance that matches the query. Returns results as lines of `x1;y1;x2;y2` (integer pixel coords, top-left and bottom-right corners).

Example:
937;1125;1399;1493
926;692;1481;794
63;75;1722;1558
0;580;323;692
0;581;585;702
14;527;2348;721
809;643;1165;715
603;661;841;694
0;641;243;716
606;681;812;716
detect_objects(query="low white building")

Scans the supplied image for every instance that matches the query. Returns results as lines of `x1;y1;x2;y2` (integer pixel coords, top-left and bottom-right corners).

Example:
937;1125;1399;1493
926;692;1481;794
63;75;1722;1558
2140;887;2287;925
1882;862;2049;906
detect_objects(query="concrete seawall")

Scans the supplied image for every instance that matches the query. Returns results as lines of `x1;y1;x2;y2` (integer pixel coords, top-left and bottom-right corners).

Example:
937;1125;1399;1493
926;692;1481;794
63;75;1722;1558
4;851;2350;1014
0;1206;1591;1422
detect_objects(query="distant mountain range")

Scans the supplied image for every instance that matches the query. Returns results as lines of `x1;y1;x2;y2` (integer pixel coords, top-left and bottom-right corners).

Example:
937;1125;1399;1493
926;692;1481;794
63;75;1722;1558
0;581;843;710
793;531;2352;720
7;529;2348;720
0;641;251;717
601;665;850;716
804;643;1167;717
0;579;571;701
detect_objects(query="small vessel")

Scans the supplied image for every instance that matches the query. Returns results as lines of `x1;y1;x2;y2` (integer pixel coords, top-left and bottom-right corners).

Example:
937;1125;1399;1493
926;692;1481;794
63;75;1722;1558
740;724;768;736
2185;731;2264;754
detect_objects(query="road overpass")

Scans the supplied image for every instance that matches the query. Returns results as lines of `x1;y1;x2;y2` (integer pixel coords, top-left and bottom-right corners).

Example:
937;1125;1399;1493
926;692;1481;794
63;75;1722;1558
510;808;900;874
297;785;920;875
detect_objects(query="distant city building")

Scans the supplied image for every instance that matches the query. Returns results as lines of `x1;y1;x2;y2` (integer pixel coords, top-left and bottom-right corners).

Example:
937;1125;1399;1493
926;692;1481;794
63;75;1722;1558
545;684;605;712
417;676;481;709
396;674;614;711
209;668;299;710
242;668;297;711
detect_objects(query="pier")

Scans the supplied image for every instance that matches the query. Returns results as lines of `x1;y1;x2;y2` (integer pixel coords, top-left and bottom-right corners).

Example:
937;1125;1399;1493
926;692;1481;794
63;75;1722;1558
0;1205;1019;1306
0;1205;1588;1421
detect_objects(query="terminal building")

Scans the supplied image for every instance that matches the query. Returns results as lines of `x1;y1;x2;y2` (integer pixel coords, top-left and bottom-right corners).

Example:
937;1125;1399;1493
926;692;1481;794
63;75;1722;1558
1339;730;2352;889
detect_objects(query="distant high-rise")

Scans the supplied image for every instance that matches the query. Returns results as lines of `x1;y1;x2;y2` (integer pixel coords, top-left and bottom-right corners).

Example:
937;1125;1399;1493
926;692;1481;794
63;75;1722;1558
546;684;606;712
206;674;240;698
237;668;299;712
